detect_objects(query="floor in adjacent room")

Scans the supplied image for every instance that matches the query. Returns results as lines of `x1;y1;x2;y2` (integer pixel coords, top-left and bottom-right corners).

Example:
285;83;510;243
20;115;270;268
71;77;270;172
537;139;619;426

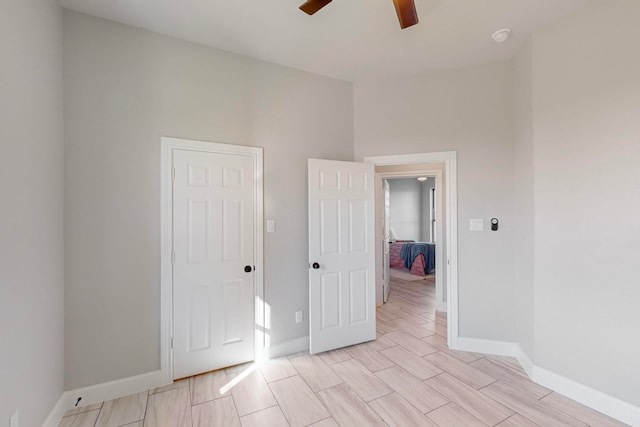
59;276;626;427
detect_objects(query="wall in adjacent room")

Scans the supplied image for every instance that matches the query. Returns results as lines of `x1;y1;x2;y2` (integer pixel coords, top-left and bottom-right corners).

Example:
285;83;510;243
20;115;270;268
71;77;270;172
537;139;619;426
64;11;353;389
388;178;422;240
387;177;435;242
354;61;516;341
0;1;65;425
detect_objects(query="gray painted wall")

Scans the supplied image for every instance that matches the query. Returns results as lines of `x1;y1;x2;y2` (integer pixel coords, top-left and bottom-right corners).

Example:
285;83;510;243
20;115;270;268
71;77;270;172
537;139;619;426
513;41;535;358
530;1;640;407
0;1;65;425
354;61;517;342
63;11;353;389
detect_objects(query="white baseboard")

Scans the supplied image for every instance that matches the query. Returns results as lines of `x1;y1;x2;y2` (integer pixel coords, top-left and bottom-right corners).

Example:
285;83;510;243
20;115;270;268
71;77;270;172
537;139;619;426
45;335;310;426
515;345;534;377
44;369;167;427
451;340;640;425
529;360;640;426
453;336;517;356
266;336;310;359
46;337;639;427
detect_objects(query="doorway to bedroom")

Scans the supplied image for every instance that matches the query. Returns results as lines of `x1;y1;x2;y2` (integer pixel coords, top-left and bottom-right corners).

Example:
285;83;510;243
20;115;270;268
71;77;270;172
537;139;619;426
375;165;444;307
365;151;458;349
386;176;437;284
382;173;447;345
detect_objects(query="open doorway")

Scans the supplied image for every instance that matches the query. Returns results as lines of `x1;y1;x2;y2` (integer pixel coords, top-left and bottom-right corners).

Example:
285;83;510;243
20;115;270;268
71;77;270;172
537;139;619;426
376;168;446;346
383;174;441;301
365;152;458;348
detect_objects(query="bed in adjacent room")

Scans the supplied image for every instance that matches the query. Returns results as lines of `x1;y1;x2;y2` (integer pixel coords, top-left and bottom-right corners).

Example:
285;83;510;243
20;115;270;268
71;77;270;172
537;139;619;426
389;240;435;276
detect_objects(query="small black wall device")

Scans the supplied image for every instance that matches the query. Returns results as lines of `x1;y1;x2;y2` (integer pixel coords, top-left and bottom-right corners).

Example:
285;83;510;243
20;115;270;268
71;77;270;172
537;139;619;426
491;218;499;231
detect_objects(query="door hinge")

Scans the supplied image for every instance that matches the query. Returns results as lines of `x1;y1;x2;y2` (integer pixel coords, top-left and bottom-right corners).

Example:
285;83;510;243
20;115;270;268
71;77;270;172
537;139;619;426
170;337;174;349
172;168;176;181
172;252;176;264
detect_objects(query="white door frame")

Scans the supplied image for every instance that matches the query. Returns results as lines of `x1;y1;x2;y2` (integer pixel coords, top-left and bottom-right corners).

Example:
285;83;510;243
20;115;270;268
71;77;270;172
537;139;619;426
364;151;458;348
375;170;444;312
160;137;264;382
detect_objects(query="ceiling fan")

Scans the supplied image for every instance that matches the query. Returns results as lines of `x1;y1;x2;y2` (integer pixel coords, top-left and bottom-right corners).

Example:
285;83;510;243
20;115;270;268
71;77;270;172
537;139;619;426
299;0;419;29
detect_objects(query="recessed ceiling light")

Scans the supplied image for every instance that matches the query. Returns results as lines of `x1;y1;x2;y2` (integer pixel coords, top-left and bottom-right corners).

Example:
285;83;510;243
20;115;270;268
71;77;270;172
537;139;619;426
417;177;428;182
492;28;512;43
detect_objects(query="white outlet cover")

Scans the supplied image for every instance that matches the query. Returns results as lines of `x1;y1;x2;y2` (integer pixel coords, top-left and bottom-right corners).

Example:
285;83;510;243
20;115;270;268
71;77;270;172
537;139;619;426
470;219;484;231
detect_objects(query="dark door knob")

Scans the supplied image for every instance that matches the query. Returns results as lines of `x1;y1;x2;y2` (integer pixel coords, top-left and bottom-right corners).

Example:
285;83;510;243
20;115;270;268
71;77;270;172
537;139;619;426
244;265;253;273
312;262;320;269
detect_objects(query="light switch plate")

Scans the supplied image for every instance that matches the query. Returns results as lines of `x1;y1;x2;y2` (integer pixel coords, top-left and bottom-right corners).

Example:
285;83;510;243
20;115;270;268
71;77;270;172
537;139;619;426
266;220;275;233
470;219;484;231
295;311;303;324
10;411;18;427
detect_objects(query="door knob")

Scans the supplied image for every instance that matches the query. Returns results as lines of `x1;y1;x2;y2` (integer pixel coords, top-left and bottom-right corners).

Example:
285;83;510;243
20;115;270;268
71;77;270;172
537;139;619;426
244;265;253;273
312;262;320;269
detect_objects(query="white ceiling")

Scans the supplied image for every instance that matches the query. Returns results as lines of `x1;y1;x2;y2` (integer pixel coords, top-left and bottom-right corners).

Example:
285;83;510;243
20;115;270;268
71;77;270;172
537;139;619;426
59;0;599;82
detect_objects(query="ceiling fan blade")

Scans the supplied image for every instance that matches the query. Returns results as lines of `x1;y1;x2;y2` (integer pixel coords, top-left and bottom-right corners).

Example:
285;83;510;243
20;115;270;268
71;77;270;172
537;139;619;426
299;0;332;15
393;0;419;29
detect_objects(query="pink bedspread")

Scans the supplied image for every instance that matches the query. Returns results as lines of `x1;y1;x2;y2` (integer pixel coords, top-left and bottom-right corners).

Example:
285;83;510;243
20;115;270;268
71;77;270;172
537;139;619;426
389;241;426;276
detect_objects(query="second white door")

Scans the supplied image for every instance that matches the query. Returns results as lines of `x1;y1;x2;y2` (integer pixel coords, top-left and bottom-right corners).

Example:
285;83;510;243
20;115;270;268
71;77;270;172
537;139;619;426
308;159;376;354
172;148;255;379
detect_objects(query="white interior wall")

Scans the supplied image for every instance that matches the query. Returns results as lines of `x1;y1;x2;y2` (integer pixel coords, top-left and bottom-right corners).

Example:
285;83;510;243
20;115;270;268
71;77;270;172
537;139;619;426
63;10;353;389
530;0;640;407
354;61;517;342
0;1;65;425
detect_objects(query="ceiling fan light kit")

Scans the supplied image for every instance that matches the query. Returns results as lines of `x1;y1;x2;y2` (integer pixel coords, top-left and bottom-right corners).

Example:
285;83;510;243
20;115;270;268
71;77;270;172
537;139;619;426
299;0;418;29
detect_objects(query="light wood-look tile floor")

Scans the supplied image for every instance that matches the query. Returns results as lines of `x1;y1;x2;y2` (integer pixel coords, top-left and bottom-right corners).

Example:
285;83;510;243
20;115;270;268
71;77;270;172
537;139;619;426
59;277;628;427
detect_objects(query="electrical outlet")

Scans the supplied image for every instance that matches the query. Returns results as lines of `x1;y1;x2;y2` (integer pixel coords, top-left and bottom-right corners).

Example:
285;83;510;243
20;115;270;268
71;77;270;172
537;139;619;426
9;411;18;427
295;311;303;324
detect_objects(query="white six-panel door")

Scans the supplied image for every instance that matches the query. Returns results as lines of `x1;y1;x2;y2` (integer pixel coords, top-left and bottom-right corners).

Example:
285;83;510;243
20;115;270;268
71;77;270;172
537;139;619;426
308;159;376;354
172;149;255;379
